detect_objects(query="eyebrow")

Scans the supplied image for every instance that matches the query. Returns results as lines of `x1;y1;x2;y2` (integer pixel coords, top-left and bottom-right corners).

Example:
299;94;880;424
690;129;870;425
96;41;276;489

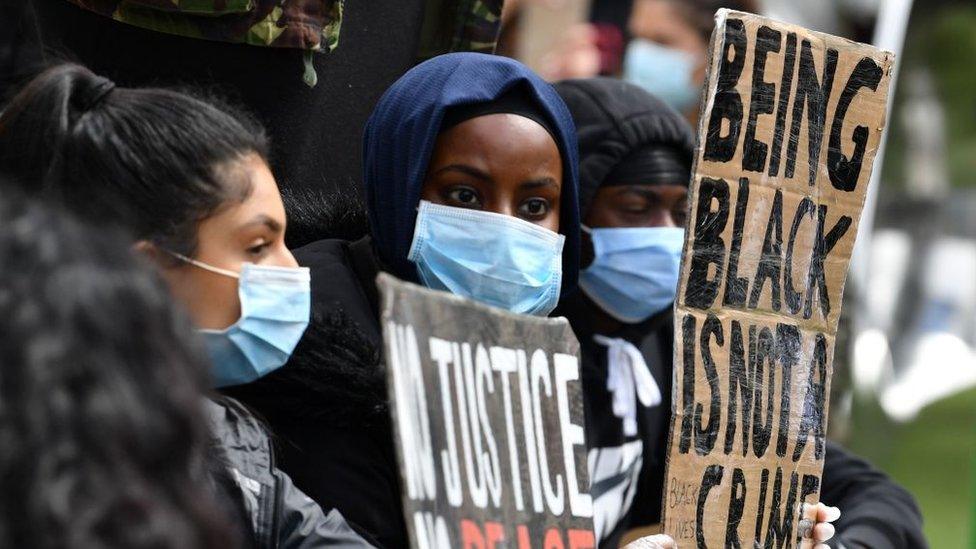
431;164;491;181
239;214;283;233
431;165;560;191
520;178;560;191
618;186;663;201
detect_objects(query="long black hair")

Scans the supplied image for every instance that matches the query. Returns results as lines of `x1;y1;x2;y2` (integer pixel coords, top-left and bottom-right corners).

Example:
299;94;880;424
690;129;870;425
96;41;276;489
0;188;239;548
0;63;268;256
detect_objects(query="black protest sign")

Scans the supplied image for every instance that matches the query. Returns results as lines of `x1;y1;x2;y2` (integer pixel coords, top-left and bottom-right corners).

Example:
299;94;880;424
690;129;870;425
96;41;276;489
663;10;893;548
378;274;595;549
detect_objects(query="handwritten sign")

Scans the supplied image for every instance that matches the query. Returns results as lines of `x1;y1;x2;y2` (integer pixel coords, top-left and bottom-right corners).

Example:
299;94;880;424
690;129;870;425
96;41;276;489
379;274;595;548
663;10;893;548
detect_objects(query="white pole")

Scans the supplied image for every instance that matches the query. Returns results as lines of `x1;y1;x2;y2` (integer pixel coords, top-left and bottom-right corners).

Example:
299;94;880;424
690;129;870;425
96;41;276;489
848;0;916;296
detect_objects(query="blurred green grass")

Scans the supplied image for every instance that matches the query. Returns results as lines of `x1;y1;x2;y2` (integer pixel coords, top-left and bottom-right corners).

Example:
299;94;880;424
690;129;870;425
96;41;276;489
847;388;976;548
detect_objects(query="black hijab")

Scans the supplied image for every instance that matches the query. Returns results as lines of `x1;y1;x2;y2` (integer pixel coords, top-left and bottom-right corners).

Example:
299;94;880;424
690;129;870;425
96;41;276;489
553;77;695;213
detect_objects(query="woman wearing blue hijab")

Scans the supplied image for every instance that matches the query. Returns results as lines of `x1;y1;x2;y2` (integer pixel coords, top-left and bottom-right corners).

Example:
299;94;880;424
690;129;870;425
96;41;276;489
364;51;581;315
227;53;583;548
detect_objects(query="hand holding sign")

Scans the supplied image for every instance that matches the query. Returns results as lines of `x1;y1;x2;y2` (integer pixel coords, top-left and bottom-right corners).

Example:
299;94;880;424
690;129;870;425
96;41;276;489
796;503;841;549
663;9;892;548
614;513;838;549
624;535;678;549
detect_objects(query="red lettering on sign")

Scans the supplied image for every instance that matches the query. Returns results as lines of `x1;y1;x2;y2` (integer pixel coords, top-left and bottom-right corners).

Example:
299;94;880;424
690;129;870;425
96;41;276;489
461;519;486;549
567;529;595;549
485;522;505;548
544;528;565;549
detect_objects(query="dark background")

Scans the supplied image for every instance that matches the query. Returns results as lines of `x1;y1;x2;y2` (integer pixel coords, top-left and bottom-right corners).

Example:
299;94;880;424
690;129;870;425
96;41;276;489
2;0;429;205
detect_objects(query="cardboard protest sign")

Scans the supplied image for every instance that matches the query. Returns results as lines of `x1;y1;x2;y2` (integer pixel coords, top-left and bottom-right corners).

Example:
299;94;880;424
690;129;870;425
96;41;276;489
378;274;595;548
663;10;893;548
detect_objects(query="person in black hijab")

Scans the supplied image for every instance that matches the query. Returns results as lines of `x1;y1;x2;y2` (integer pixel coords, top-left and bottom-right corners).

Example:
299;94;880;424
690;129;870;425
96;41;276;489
554;77;928;549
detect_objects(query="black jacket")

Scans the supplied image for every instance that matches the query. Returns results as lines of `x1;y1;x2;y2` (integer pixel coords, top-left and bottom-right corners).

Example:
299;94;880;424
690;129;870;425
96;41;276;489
0;0;41;99
562;297;927;549
206;397;375;548
229;235;926;549
226;237;407;549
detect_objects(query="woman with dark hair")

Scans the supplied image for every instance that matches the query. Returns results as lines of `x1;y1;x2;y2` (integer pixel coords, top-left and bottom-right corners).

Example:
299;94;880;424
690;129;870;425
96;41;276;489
0;62;307;390
0;64;372;548
0;190;237;548
228;52;582;548
554;77;927;549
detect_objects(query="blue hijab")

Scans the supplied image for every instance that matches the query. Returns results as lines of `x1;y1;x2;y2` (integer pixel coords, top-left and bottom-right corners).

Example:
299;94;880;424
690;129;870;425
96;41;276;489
362;52;581;298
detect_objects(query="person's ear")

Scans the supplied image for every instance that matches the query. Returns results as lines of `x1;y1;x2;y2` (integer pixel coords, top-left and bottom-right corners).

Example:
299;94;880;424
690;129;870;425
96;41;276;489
133;240;168;268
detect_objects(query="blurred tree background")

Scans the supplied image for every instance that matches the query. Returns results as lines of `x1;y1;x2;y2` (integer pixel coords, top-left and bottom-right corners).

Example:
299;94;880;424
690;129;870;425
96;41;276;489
856;1;976;547
881;1;976;191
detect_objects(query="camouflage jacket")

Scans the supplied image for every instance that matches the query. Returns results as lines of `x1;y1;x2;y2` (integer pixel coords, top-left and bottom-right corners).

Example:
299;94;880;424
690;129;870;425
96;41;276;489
66;0;503;56
66;0;343;52
417;0;504;57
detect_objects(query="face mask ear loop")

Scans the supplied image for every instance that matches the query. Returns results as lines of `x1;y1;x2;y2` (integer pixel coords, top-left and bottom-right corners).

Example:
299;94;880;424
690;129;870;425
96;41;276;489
164;250;241;279
580;225;596;270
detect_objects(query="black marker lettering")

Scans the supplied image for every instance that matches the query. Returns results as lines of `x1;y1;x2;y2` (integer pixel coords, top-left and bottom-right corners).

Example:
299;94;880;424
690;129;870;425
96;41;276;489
764;468;799;549
679;314;697;454
704;19;748;162
724;178;751;307
726;468;747;549
828;57;884;191
697;465;725;549
769;32;798;177
751;327;775;457
776;324;801;458
803;206;852;320
696;315;724;455
743;25;782;173
725;320;753;456
749;188;784;311
785;198;816;315
785;42;838;186
754;468;771;543
686;177;731;309
794;333;828;461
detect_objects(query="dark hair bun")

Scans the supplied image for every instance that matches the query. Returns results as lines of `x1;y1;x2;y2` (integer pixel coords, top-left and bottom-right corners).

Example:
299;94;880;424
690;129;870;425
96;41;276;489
0;63;269;257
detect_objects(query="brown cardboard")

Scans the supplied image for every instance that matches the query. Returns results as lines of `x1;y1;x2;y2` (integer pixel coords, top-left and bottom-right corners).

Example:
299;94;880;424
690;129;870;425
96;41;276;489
378;274;596;548
663;10;893;548
517;0;592;76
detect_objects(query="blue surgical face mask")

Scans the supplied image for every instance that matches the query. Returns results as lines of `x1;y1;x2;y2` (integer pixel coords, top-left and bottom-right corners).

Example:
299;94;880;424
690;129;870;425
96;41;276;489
580;225;684;323
408;200;565;316
623;38;700;113
169;253;311;387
